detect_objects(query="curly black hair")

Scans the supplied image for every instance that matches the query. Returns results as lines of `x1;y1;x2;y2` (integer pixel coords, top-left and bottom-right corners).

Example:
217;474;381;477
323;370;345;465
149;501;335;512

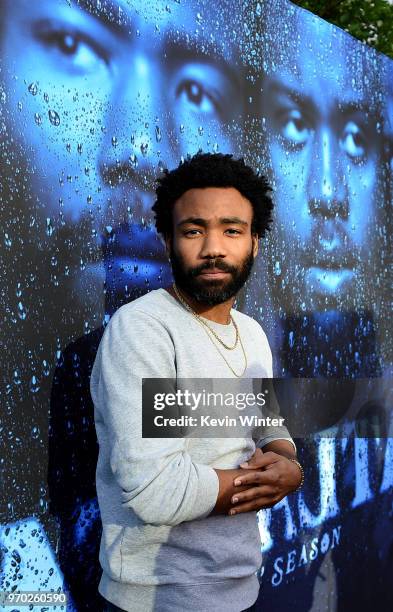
152;152;273;239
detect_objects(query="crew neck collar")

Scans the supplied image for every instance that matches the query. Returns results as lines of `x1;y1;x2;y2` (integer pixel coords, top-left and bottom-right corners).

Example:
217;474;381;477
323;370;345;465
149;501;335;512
159;287;235;328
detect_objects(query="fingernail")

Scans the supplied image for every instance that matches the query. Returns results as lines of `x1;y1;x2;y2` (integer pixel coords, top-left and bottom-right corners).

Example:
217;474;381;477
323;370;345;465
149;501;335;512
234;479;241;486
232;496;238;504
229;509;236;515
240;462;248;467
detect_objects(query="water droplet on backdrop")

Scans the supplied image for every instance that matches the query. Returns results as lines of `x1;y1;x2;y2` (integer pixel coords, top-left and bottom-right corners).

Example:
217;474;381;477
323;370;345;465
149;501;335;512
46;218;54;236
17;301;27;320
28;82;38;96
29;376;40;394
48;109;60;126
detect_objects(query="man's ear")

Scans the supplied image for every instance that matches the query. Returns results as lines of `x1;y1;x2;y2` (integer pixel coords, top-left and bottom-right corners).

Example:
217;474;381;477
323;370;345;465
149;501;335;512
252;234;259;258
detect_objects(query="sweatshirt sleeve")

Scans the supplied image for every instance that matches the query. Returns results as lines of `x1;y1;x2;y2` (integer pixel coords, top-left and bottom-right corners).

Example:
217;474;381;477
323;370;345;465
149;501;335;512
91;306;219;527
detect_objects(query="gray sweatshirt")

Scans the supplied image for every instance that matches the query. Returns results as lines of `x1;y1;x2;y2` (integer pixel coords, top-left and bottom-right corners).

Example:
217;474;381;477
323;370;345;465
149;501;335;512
91;288;295;612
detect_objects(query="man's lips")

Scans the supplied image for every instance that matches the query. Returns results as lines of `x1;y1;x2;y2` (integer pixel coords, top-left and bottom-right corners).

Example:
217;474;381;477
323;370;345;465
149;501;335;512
198;269;231;279
303;224;358;270
309;257;355;271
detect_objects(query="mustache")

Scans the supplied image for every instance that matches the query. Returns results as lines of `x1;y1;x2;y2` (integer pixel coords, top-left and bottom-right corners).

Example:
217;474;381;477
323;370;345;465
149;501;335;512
189;259;238;276
294;223;359;269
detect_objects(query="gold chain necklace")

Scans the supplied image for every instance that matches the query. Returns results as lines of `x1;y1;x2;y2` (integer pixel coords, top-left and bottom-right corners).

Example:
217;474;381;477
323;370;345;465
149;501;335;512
173;283;238;349
172;283;248;377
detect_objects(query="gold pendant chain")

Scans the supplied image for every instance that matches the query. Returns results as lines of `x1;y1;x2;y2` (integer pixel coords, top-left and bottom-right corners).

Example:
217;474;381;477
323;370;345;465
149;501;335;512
173;283;239;350
204;328;248;378
172;283;248;377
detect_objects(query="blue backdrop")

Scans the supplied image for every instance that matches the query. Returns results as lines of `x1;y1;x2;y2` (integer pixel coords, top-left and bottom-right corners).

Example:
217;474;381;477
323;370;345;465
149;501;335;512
0;0;392;610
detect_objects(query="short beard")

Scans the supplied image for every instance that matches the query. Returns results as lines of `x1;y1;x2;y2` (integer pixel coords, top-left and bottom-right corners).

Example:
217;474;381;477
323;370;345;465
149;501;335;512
170;246;255;306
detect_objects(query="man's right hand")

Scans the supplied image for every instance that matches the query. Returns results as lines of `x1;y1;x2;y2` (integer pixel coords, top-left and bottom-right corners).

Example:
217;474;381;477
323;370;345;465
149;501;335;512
212;445;300;516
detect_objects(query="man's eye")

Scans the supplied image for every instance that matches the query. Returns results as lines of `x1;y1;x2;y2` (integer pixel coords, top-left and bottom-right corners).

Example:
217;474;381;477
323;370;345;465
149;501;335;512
340;121;366;159
184;229;201;236
54;32;79;56
176;80;217;114
36;28;107;74
225;228;241;235
281;109;310;145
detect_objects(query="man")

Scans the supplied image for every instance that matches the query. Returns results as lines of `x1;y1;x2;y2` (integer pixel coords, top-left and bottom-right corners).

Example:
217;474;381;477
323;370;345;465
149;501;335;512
0;0;245;600
1;0;244;318
246;0;387;381
0;0;244;399
258;2;386;315
240;6;391;611
91;152;302;612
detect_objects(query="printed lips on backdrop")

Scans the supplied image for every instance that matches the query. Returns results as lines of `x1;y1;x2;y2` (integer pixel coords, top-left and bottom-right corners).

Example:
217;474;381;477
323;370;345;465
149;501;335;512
0;0;391;610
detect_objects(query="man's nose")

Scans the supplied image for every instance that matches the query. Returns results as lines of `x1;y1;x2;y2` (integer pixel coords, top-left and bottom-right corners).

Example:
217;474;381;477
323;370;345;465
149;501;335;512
199;231;227;260
307;128;349;219
98;54;176;210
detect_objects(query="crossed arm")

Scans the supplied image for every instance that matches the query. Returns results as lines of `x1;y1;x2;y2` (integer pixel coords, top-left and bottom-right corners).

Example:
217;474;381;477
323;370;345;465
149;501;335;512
93;309;302;526
212;439;302;516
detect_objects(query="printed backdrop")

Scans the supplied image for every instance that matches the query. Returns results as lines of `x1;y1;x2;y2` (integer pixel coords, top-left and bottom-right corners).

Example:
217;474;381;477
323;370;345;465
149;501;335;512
0;0;392;610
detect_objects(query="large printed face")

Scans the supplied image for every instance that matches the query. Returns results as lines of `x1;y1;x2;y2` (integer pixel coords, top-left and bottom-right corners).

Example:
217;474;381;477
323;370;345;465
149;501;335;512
0;0;243;327
260;16;385;313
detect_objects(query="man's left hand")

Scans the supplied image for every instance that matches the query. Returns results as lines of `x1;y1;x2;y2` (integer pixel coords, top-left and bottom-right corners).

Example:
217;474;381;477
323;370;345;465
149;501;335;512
229;449;302;515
